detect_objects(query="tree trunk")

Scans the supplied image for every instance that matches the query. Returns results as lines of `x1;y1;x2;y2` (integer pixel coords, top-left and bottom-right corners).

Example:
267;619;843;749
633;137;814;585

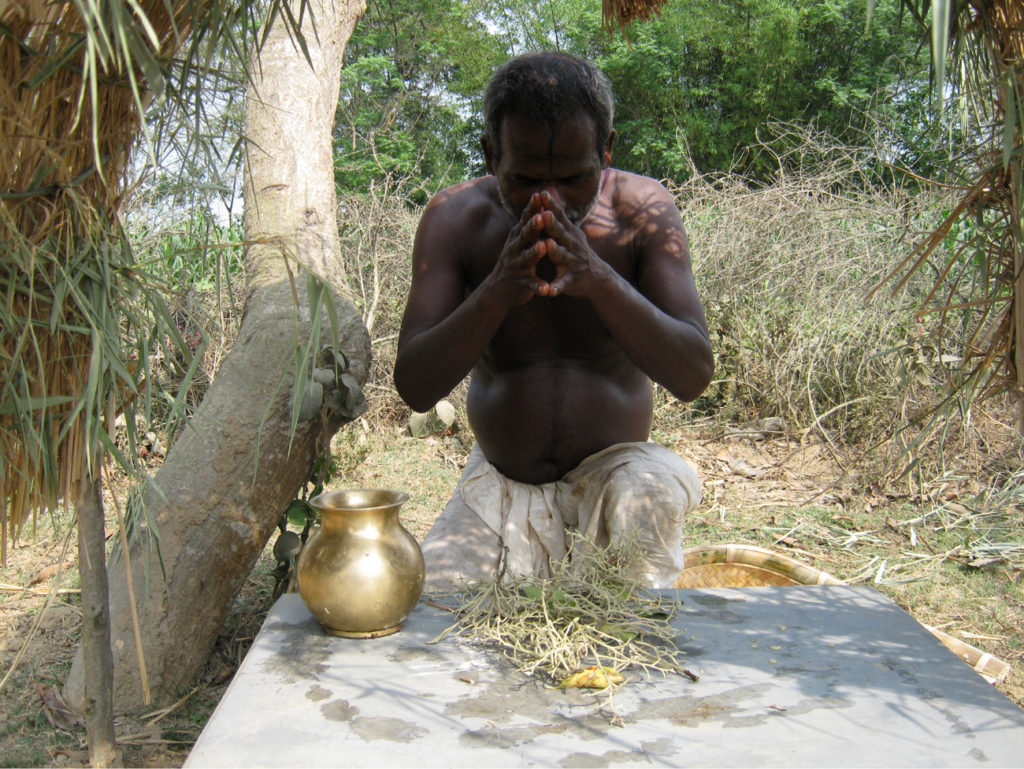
243;0;365;294
66;0;368;712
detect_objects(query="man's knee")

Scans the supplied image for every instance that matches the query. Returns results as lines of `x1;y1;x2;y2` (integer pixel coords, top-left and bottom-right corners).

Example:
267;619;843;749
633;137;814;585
603;448;701;517
595;455;697;588
421;499;503;592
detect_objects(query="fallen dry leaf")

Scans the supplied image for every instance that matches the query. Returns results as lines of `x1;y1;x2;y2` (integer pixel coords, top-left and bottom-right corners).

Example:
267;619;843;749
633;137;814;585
728;458;766;479
36;682;81;731
29;560;74;586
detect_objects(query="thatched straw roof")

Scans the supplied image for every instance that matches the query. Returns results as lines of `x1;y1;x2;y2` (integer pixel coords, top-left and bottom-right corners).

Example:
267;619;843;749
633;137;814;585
0;1;192;562
603;0;667;36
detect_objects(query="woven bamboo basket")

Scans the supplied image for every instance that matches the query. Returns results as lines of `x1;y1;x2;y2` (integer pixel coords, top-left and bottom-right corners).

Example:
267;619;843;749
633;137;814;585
674;544;1010;685
674;544;844;588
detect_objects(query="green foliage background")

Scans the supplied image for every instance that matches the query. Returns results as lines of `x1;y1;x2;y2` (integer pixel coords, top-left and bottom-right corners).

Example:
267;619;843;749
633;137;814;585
331;0;936;193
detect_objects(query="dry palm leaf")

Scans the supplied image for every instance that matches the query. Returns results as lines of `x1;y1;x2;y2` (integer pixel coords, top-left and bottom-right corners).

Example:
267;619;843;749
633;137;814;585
0;0;311;562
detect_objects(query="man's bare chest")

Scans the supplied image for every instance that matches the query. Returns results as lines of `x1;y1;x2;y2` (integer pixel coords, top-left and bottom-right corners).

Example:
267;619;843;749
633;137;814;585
478;299;630;378
478;277;632;370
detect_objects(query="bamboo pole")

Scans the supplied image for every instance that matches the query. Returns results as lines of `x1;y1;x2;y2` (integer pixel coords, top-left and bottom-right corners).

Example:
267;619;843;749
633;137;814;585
1016;183;1024;433
75;473;117;767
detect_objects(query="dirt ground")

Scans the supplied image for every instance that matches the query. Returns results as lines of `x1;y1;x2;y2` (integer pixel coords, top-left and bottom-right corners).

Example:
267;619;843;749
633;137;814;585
1;424;1022;767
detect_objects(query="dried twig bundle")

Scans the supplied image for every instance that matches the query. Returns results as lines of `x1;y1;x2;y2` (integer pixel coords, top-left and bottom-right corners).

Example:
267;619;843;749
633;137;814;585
430;537;697;688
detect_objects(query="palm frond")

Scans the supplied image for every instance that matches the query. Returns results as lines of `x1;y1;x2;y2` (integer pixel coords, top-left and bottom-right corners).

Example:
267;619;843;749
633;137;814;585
880;0;1024;430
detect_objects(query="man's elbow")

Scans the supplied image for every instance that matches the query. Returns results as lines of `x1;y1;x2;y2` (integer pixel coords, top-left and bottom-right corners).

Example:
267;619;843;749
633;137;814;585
670;351;714;403
393;367;437;415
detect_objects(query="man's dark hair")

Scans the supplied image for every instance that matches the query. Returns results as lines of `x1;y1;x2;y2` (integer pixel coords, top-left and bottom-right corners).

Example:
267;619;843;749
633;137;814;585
483;52;614;161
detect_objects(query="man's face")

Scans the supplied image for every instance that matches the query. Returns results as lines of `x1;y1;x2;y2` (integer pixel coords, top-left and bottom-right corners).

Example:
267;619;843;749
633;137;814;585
486;112;612;226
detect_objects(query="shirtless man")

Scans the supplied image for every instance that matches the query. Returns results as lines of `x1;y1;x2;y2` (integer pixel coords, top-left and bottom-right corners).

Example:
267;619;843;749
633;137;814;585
394;52;713;590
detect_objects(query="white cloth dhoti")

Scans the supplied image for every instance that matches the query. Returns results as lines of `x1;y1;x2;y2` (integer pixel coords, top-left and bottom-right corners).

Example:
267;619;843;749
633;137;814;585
421;442;701;592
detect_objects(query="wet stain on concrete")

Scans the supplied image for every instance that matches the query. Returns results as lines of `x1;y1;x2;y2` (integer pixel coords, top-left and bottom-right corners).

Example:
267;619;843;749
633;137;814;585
640;738;675;757
881;655;921;686
690;594;748;608
321;698;360;722
449;669;647;752
388;644;449;665
939;702;977;737
349;715;428;743
629;683;853;730
552;737;675;768
532;721;574;737
448;692;540;725
261;620;335;682
630;683;768;727
713;694;853;731
684;594;751;625
457;710;611;753
459;724;542;751
305;684;332;702
558;748;650;767
712;609;747;624
444;673;554;724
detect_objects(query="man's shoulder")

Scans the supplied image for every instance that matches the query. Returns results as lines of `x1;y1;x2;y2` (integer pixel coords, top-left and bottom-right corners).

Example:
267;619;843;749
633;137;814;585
414;177;504;260
604;168;674;207
424;176;499;222
600;169;680;235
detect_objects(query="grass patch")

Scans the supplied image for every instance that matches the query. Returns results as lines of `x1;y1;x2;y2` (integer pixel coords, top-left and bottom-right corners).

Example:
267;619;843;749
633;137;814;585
331;422;467;541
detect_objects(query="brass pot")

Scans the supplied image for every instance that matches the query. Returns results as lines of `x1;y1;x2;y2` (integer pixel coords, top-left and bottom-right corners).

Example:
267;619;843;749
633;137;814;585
296;489;424;638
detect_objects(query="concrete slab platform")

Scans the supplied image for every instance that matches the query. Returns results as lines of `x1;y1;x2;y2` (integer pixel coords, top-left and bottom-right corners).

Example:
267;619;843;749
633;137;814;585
185;586;1024;767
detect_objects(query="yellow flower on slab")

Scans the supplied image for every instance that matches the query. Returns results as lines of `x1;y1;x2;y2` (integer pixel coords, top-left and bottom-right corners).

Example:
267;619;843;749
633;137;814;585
558;666;625;689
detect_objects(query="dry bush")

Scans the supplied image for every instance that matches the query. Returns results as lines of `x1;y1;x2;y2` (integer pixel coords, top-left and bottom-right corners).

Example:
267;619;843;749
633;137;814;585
337;186;437;428
120;196;248;433
675;122;963;454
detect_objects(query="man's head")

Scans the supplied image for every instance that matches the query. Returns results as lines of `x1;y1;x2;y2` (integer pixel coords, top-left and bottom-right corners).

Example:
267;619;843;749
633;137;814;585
482;52;615;165
483;53;615;225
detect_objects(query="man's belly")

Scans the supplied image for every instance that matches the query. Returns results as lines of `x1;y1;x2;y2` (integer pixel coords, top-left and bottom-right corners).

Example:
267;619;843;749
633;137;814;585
466;364;653;484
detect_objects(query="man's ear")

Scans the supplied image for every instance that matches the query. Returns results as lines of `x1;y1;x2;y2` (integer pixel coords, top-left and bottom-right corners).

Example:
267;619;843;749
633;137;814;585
482;135;496;175
602;130;616;169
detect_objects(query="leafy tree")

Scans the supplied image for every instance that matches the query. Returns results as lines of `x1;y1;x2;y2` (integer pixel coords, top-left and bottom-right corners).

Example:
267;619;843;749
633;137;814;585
1;1;368;759
587;0;931;179
874;0;1024;432
335;0;505;196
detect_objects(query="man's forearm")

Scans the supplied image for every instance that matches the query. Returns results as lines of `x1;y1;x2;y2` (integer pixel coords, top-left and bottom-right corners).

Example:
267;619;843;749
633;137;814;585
590;270;714;402
394;284;509;412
